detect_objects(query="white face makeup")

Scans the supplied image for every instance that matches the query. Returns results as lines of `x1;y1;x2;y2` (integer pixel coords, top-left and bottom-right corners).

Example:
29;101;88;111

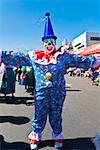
44;38;56;54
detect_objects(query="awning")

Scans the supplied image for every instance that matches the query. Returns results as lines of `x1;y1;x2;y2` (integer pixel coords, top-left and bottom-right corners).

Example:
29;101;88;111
77;43;100;56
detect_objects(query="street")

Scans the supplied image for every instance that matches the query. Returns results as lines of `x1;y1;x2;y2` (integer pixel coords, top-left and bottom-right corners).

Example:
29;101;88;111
0;76;100;150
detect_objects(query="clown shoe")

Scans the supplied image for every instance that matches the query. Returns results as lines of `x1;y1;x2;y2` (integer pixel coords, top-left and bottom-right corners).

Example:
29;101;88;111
28;131;42;150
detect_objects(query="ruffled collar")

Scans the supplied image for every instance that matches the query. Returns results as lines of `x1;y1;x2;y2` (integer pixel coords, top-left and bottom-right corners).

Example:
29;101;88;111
34;46;65;65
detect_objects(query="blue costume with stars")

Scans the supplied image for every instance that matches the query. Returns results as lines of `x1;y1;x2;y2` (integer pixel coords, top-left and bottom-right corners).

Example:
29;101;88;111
28;47;95;140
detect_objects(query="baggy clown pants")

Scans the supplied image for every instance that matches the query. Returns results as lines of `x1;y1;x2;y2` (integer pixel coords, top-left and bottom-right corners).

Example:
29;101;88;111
28;86;66;144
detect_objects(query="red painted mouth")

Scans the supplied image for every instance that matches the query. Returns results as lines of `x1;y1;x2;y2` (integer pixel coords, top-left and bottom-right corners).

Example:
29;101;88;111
45;45;55;52
47;46;53;51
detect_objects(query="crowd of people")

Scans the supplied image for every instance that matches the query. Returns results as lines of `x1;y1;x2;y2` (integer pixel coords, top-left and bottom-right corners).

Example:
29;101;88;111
0;64;35;98
17;66;35;94
66;67;100;86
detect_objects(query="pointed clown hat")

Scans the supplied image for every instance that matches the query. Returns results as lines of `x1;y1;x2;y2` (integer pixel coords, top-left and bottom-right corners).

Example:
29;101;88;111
42;12;57;41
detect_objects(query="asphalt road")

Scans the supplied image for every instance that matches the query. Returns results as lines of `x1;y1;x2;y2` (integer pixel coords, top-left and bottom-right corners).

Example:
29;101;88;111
0;76;100;150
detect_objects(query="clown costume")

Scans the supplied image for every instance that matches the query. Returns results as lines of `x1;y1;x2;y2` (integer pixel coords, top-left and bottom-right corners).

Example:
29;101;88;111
27;13;100;150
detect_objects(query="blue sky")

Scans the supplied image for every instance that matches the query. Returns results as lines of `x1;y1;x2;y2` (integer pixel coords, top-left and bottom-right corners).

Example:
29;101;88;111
0;0;100;50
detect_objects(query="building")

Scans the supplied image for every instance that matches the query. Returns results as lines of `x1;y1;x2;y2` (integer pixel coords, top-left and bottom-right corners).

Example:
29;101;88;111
72;32;100;52
62;39;73;51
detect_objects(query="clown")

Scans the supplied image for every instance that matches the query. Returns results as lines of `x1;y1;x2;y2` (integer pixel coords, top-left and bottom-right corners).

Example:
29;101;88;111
27;13;99;150
0;12;100;150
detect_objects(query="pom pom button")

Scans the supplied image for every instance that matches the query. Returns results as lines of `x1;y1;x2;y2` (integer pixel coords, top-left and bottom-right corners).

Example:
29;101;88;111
45;72;52;79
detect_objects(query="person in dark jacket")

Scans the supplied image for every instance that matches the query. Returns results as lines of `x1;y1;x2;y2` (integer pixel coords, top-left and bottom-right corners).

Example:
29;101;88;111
0;66;16;98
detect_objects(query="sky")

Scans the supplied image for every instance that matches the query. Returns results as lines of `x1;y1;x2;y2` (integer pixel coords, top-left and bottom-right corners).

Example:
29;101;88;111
0;0;100;50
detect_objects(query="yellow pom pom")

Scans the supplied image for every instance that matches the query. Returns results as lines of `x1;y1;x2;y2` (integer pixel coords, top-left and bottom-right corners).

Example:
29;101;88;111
45;72;52;79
